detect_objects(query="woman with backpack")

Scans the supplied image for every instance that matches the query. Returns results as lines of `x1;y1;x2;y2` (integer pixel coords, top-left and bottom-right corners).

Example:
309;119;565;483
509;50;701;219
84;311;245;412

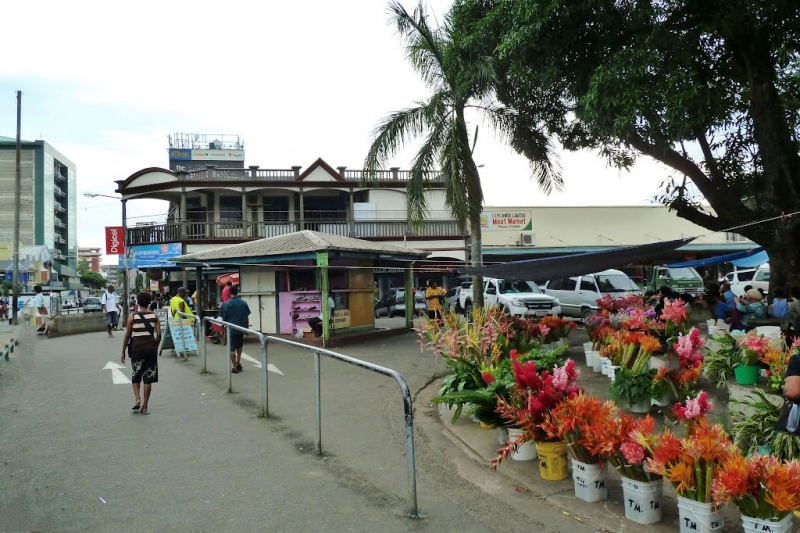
120;291;162;415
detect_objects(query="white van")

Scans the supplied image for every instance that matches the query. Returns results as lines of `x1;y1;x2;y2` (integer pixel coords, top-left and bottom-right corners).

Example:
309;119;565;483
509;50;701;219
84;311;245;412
726;264;769;296
543;269;642;322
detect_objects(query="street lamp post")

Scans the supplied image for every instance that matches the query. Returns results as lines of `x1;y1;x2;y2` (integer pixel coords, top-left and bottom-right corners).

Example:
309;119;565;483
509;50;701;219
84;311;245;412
84;192;129;323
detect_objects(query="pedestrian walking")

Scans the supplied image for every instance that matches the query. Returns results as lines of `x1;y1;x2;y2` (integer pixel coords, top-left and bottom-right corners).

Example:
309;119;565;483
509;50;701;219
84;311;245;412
30;285;49;333
121;291;161;415
220;286;250;373
101;285;122;338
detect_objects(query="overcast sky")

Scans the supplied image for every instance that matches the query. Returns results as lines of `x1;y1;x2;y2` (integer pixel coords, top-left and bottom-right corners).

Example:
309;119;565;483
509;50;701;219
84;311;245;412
1;0;675;264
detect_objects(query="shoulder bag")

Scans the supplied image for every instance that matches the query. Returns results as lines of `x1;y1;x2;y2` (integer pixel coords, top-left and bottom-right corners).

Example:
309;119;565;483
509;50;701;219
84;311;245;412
127;312;157;355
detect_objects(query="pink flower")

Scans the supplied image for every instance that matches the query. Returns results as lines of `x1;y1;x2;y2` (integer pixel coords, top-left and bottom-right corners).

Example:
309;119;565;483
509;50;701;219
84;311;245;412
620;441;646;465
540;325;550;338
737;332;770;355
660;298;688;323
674;391;712;421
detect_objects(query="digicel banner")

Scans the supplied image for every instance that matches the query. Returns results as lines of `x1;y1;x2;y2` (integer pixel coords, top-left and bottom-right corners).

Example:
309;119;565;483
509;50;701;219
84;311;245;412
105;226;125;255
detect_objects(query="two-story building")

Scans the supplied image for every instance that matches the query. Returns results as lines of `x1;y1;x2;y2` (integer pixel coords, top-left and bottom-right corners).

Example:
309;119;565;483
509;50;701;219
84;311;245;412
116;158;469;299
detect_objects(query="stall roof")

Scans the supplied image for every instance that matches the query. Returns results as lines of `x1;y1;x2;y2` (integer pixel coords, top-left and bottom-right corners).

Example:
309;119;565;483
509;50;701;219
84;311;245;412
175;230;429;264
460;238;692;280
665;247;767;269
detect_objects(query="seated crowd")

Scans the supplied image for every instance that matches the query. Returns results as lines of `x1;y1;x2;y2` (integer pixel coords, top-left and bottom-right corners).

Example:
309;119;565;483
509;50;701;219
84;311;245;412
703;282;800;332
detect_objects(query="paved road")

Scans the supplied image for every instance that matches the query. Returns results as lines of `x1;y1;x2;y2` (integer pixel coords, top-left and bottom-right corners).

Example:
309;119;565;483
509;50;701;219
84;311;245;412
0;328;594;533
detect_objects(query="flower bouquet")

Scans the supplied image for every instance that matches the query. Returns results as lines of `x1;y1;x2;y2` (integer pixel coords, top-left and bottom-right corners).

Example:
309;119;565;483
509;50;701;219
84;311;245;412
665;390;713;428
735;331;770;385
760;341;798;393
542;394;615;501
492;354;582;476
713;452;800;530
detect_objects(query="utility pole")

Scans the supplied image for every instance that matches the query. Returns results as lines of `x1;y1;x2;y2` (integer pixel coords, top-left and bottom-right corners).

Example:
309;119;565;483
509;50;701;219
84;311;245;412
11;91;22;325
121;199;129;323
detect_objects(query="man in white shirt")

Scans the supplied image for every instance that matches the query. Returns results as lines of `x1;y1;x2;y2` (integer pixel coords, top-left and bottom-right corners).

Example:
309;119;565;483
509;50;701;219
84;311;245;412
101;285;121;338
29;285;47;333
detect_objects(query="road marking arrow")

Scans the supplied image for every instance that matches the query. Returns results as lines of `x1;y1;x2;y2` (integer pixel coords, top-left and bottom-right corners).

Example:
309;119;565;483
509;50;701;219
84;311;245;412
103;361;131;384
240;352;284;375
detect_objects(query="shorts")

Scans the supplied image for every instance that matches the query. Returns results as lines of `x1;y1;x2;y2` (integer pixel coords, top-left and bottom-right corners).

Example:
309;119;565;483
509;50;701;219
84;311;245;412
230;333;244;350
131;350;158;384
104;312;119;327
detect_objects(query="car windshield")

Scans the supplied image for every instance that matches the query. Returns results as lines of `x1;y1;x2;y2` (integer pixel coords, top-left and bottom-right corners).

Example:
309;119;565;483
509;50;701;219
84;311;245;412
415;293;425;302
86;298;100;304
666;268;702;280
498;280;542;294
595;274;639;292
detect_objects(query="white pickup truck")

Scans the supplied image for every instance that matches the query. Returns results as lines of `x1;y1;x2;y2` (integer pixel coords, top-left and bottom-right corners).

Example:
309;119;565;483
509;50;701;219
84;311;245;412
458;278;561;320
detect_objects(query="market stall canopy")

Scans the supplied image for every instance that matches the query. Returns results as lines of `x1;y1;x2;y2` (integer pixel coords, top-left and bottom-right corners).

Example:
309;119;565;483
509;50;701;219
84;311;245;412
460;238;693;280
174;230;429;265
665;247;767;269
216;272;240;287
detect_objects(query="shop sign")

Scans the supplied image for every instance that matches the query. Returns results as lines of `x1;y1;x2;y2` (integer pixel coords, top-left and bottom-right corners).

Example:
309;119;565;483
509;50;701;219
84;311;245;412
332;309;350;329
374;268;403;274
105;226;125;255
479;210;533;231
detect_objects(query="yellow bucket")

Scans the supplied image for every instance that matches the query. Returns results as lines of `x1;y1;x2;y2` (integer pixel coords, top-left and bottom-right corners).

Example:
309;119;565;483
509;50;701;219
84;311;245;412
536;441;569;480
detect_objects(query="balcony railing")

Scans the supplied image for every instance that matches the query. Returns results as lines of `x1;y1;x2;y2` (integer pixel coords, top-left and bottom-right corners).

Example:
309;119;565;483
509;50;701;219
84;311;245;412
181;166;445;183
127;217;465;246
54;171;66;182
54;186;65;197
54;220;66;229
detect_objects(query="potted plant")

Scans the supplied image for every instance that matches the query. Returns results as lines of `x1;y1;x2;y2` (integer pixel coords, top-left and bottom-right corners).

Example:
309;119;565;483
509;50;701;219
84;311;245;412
492;356;582;480
735;332;770;385
542;394;616;502
603;415;665;525
645;420;735;532
610;368;656;413
701;333;738;387
713;452;800;533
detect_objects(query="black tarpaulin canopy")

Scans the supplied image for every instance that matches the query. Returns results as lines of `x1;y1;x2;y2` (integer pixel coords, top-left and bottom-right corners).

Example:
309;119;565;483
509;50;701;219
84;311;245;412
460;238;694;280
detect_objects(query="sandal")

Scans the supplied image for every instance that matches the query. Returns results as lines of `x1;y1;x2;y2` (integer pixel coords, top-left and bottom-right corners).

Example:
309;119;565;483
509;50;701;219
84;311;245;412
236;364;243;371
132;404;141;411
140;408;149;415
231;367;239;373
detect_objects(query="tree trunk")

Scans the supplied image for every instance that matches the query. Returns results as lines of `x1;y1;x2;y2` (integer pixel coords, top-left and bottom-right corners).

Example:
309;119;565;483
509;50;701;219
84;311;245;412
762;236;800;299
470;213;483;310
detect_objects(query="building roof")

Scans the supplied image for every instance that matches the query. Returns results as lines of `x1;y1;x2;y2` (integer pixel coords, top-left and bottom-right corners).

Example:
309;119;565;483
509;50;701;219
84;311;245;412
176;230;429;262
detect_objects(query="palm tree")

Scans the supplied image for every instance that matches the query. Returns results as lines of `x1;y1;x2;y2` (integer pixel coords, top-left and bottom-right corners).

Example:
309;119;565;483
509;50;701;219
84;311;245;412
364;0;561;311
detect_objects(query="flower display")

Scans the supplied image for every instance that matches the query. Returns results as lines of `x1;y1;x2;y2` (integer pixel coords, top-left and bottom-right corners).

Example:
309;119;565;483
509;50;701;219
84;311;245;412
603;415;661;482
760;343;796;393
659;298;691;340
492;356;583;469
672;391;712;423
737;331;771;365
713;452;800;521
541;394;617;464
644;419;735;503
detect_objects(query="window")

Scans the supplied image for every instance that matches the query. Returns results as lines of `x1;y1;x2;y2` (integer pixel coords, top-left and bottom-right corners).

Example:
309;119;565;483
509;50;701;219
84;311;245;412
595;274;639;292
547;279;562;290
755;269;770;282
580;277;597;292
499;280;541;294
486;280;497;293
263;196;289;221
219;196;242;222
563;278;578;291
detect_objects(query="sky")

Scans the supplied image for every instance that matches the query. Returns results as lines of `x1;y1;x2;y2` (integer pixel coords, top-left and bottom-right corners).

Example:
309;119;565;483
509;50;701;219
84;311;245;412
0;0;676;265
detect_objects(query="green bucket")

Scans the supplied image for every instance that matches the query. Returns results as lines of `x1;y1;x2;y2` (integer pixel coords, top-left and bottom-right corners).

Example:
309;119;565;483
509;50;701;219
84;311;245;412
734;365;760;385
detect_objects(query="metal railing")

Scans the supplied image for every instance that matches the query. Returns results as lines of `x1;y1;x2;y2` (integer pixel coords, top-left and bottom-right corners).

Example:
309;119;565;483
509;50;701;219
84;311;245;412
198;316;421;518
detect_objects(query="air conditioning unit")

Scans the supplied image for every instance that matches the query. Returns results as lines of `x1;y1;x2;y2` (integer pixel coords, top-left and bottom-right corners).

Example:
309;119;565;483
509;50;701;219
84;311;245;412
521;232;536;246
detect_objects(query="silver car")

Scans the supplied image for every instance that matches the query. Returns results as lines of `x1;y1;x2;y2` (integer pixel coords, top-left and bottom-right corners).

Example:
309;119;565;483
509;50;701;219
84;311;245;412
374;289;426;318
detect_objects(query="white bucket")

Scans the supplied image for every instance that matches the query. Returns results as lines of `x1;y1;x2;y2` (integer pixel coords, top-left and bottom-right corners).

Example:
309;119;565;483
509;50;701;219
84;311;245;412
629;398;651;414
609;366;621;382
571;459;607;502
621;477;663;525
651;391;674;407
741;513;793;533
583;342;593;354
590;351;603;372
600;357;611;376
507;428;537;461
756;326;782;339
706;319;715;328
677;496;724;533
496;427;508;445
584;350;595;368
717;322;730;331
708;325;718;337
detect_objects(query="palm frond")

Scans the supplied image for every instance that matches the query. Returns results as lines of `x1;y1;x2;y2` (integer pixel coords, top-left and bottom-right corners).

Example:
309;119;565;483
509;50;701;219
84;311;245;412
407;113;450;226
363;104;431;182
482;104;563;194
389;1;450;90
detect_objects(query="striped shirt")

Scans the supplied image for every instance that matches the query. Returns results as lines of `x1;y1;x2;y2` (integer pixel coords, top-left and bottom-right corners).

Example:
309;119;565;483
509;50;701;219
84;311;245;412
130;311;159;353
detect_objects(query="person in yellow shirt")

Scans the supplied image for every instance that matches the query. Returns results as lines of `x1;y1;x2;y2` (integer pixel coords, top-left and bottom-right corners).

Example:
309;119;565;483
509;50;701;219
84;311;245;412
425;280;445;322
169;287;195;324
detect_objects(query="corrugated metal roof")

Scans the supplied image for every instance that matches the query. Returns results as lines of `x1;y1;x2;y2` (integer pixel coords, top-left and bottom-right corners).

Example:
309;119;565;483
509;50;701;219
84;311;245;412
175;230;428;262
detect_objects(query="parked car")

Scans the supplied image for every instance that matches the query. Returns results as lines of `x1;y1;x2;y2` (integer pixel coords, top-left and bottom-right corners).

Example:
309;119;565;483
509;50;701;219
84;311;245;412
62;298;76;309
444;282;472;312
543;269;642;322
374;289;426;318
82;297;103;313
727;264;769;296
458;278;561;321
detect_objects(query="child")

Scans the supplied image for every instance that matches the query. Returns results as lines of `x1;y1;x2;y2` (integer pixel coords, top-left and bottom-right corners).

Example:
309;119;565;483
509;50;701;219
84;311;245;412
769;287;790;318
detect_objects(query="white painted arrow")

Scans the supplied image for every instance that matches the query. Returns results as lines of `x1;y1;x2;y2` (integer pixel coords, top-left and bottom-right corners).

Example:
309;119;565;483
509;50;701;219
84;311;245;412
240;352;284;375
103;361;131;384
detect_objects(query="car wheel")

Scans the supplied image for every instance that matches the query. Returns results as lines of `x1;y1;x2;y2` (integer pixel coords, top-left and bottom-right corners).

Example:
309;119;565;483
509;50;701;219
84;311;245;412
465;304;473;323
580;308;594;324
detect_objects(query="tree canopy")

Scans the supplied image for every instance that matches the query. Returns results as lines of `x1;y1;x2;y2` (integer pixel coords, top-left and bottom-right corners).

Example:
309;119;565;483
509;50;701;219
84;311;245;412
452;0;800;285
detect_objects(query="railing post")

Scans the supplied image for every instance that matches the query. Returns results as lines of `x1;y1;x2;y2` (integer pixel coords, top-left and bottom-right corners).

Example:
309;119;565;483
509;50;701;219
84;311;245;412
313;350;322;454
201;317;208;373
260;337;269;418
390;167;400;180
226;324;233;393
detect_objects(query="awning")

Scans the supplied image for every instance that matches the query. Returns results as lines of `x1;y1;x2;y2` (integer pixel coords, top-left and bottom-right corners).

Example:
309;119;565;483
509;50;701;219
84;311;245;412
666;247;767;269
216;272;240;287
460;238;692;280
